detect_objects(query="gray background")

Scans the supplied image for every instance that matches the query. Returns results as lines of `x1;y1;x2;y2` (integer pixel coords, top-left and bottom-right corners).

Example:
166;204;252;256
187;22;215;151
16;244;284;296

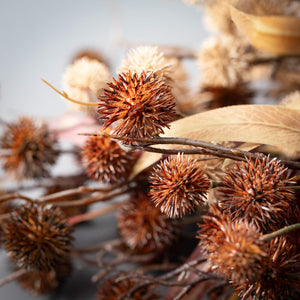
0;0;208;299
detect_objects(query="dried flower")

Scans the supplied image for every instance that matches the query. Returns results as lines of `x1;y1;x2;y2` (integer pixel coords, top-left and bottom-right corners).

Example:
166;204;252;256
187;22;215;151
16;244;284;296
238;237;300;300
118;192;178;254
197;35;252;88
62;56;111;112
3;203;73;271
149;154;210;218
17;261;72;296
118;46;174;84
97;275;159;300
81;131;136;184
219;156;295;232
198;206;267;286
98;71;176;138
0;117;59;179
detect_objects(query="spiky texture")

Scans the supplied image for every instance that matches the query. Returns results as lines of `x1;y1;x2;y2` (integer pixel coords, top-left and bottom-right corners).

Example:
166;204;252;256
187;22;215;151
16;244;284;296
0;117;59;179
149;154;210;218
238;237;300;300
3;203;73;271
198;205;267;286
117;192;178;254
219;156;295;232
97;275;159;300
81;132;136;184
17;261;72;296
98;71;176;139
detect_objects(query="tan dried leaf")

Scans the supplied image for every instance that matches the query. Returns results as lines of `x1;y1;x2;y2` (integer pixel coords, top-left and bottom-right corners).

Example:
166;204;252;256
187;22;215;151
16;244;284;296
230;5;300;55
131;105;300;177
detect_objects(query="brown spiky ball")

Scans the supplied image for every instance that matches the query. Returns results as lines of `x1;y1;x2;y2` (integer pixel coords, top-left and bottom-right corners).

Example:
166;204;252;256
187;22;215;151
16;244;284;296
149;154;210;218
0;117;59;179
98;71;176;138
3;203;73;271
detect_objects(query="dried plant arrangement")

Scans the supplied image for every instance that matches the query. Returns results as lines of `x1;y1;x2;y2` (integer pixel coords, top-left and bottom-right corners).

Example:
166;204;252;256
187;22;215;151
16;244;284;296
1;0;300;299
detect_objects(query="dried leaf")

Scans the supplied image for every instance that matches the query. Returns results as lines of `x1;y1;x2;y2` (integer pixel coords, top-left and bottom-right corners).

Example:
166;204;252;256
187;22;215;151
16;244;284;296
131;105;300;177
230;5;300;55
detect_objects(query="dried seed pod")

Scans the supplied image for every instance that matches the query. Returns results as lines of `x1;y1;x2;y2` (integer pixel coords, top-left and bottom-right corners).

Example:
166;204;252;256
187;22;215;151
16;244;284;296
149;154;210;218
238;236;300;300
0;117;59;179
98;71;176;139
62;56;111;113
219;156;295;232
198;205;267;286
17;260;72;296
3;203;74;271
81;132;137;184
97;275;159;300
118;192;178;254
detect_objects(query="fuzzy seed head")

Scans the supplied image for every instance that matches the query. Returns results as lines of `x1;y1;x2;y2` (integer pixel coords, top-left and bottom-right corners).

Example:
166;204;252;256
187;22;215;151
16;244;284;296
62;56;111;112
219;156;295;232
98;71;176;139
198;206;267;286
3;204;74;271
0;117;59;179
97;276;159;300
81;133;136;184
118;46;174;84
149;154;210;218
118;192;178;254
238;237;300;300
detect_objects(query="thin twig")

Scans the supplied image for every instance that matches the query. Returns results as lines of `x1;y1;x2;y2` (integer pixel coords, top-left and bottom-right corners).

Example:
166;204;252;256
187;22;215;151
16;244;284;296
68;202;123;226
0;269;27;287
264;223;300;242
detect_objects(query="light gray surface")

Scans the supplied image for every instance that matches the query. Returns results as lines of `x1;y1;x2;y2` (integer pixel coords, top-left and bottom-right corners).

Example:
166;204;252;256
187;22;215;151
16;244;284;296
0;1;209;299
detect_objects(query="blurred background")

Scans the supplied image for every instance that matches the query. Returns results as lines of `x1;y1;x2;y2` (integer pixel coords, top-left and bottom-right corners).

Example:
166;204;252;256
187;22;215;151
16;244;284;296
0;1;209;299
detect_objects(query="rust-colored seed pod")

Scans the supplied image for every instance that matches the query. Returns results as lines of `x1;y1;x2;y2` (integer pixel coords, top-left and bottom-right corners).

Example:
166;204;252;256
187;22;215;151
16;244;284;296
81;133;137;184
219;156;295;233
97;275;159;300
0;116;59;179
198;205;267;286
3;203;74;271
118;192;178;255
149;153;210;218
98;71;176;139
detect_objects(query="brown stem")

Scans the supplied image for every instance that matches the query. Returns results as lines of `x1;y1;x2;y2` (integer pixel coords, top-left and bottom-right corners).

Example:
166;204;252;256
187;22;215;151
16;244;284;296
0;193;37;205
0;269;27;287
68;202;123;226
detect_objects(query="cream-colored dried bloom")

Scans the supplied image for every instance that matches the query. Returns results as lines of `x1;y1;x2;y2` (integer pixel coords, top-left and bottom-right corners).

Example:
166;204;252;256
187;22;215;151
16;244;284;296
62;57;111;112
118;46;174;85
197;35;251;88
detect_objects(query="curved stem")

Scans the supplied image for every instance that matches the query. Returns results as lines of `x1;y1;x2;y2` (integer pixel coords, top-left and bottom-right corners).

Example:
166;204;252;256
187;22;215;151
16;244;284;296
264;223;300;242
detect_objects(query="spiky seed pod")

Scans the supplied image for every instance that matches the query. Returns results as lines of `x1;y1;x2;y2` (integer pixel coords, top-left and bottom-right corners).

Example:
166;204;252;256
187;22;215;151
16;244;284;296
3;203;74;271
98;71;176;139
198;205;267;286
117;192;178;254
238;236;300;300
97;275;159;300
62;56;111;113
81;132;137;184
219;156;295;232
0;117;59;179
17;260;72;296
149;154;210;218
